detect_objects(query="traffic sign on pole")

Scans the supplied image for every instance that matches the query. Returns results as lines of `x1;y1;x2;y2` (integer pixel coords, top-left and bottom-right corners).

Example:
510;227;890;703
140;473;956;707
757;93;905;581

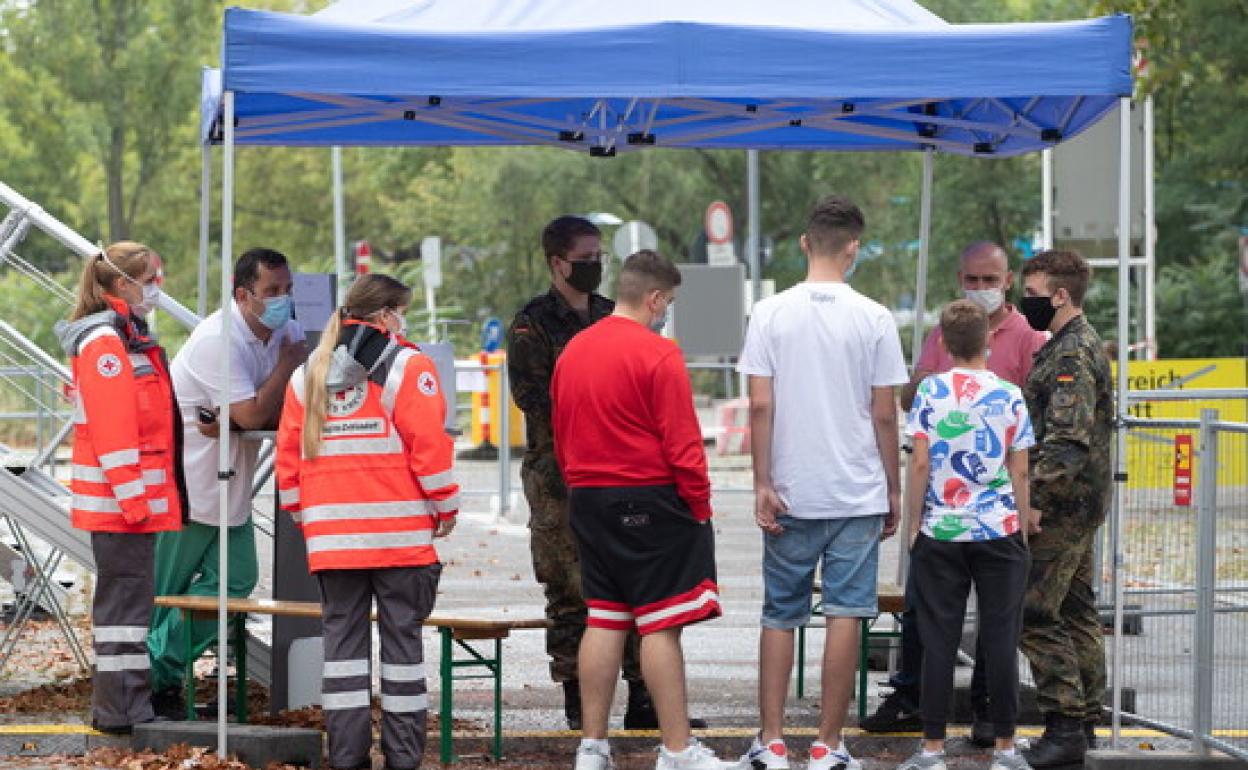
705;201;736;265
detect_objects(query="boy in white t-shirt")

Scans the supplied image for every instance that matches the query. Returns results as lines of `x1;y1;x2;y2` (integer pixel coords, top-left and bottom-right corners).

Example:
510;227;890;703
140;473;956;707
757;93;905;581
900;300;1035;770
737;196;908;770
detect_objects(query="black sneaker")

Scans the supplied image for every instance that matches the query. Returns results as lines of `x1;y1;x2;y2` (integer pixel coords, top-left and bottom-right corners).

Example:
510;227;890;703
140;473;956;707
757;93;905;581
152;688;186;721
970;713;996;748
623;683;708;730
860;692;922;732
92;722;133;736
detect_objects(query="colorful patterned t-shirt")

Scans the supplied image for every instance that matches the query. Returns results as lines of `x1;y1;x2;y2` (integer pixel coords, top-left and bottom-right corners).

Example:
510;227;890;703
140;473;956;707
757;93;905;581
905;368;1035;541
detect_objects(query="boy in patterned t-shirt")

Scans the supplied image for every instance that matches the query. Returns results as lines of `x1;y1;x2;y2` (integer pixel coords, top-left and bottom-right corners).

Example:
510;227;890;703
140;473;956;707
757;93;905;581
899;300;1036;770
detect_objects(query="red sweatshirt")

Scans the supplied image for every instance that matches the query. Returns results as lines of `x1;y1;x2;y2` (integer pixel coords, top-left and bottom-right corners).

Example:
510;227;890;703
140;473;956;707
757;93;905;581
551;315;712;521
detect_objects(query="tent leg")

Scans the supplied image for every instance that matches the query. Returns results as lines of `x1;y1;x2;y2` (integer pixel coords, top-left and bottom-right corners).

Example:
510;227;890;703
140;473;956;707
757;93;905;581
198;144;212;319
1041;148;1054;250
909;148;934;368
332;146;347;303
1110;95;1132;749
1142;95;1156;359
899;147;935;588
217;89;237;760
747;149;761;302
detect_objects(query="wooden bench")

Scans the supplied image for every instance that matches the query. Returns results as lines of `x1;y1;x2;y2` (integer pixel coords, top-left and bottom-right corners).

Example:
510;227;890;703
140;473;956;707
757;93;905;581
153;595;549;764
795;583;906;719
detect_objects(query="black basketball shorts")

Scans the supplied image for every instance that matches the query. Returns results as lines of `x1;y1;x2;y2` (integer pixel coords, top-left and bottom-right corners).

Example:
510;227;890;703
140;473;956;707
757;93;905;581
568;484;720;636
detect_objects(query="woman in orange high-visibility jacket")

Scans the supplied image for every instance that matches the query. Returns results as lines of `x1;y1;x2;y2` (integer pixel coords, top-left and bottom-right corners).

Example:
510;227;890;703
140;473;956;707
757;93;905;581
276;273;458;770
56;241;186;734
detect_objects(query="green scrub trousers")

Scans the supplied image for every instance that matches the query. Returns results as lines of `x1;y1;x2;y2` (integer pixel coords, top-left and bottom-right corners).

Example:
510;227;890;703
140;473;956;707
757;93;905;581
147;519;258;693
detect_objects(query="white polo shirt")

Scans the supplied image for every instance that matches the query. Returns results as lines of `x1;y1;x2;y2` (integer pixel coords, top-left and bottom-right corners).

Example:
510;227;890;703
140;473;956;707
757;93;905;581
171;301;304;527
738;281;908;518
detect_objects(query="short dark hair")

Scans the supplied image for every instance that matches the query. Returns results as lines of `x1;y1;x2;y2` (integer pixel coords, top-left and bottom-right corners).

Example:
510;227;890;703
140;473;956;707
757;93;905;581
233;247;290;291
542;216;600;260
806;195;865;256
940;299;989;360
616;250;682;304
1021;249;1091;306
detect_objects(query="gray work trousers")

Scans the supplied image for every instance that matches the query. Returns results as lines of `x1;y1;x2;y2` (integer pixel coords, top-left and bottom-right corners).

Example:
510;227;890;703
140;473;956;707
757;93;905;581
317;564;442;770
91;531;157;729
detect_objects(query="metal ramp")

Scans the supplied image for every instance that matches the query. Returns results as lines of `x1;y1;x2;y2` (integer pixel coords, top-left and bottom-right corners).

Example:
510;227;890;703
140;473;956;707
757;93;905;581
0;180;273;688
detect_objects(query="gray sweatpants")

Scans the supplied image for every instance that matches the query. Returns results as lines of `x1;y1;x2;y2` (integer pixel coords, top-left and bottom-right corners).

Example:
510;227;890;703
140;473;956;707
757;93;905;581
91;531;156;729
317;564;442;770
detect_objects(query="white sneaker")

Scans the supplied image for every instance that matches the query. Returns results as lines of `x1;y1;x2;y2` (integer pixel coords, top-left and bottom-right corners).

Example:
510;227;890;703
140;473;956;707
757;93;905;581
655;737;739;770
988;750;1033;770
575;739;614;770
896;750;947;770
741;736;791;770
807;741;864;770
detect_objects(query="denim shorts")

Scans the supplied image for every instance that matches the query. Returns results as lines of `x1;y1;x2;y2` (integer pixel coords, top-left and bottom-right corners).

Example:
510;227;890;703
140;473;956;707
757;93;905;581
761;514;884;629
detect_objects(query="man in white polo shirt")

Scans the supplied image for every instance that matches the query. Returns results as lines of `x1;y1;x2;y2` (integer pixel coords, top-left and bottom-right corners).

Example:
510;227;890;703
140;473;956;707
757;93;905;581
147;248;306;715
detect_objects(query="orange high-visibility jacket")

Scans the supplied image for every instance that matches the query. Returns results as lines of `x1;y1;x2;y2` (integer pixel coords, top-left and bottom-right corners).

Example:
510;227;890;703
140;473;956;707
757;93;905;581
275;326;458;572
58;297;183;533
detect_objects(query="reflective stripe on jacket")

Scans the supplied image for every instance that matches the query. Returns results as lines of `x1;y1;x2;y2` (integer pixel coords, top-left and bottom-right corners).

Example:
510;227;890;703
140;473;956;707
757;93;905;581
62;300;182;533
275;342;458;572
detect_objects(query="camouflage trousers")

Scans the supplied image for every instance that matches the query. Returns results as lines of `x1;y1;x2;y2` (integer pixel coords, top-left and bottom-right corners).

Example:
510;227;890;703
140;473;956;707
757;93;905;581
523;465;642;684
1020;521;1106;721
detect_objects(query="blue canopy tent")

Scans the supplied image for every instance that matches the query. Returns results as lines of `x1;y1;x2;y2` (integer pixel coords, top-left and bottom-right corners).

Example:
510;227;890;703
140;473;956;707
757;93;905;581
200;0;1137;755
207;1;1131;154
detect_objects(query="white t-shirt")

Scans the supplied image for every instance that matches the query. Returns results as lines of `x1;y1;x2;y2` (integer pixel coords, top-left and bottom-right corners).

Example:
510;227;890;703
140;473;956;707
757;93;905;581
737;282;908;518
171;302;304;526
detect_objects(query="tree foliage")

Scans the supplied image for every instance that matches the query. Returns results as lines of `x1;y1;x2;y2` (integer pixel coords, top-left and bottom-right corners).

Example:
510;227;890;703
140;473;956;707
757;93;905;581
0;0;1243;361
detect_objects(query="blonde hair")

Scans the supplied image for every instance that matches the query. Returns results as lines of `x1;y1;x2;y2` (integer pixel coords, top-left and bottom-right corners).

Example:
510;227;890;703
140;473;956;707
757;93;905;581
303;274;412;459
69;241;153;321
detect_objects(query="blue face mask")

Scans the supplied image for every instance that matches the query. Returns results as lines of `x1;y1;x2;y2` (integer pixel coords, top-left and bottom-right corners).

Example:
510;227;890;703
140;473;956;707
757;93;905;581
253;293;292;330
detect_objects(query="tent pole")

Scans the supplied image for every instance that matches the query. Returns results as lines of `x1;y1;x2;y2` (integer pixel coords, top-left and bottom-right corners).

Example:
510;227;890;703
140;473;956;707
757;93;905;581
199;144;212;318
746;149;761;302
1143;95;1156;359
332;146;347;303
1110;95;1132;748
217;89;236;758
1041;148;1053;249
899;147;935;587
910;148;935;368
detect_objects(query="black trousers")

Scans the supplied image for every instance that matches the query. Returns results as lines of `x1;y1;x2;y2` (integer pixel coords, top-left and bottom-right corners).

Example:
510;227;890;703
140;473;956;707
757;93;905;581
910;533;1029;741
892;574;990;712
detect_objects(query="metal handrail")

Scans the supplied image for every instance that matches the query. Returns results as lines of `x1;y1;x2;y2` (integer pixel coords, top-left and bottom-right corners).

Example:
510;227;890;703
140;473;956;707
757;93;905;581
0;181;201;330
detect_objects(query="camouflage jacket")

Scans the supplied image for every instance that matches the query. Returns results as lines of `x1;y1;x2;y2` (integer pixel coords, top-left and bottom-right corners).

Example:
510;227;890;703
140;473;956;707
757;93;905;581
507;288;614;465
1023;314;1114;526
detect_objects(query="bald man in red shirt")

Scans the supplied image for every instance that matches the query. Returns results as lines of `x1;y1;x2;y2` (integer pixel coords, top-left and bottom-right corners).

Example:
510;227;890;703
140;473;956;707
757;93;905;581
552;250;730;770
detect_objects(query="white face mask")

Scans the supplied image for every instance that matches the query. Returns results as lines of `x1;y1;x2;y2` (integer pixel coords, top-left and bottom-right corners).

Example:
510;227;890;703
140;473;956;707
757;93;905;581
125;278;160;316
387;309;407;338
964;287;1004;314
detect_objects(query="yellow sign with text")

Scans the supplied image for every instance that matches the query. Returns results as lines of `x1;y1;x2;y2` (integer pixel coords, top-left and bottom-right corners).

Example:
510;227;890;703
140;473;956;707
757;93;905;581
1118;358;1247;490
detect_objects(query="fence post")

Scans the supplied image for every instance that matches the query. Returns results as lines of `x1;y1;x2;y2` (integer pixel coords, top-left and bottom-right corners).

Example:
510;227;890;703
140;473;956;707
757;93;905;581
1192;408;1218;755
498;359;511;516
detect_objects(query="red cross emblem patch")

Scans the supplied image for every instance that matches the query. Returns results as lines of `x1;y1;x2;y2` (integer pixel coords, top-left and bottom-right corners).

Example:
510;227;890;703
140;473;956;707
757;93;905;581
96;354;123;379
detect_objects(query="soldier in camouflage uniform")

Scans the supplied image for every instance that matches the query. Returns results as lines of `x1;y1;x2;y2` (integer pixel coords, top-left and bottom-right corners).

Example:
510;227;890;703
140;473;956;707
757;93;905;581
509;215;674;731
1017;249;1115;768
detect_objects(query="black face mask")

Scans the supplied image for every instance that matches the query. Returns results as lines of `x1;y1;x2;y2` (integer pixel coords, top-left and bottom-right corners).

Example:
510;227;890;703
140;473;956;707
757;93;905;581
1020;295;1057;332
563;259;603;294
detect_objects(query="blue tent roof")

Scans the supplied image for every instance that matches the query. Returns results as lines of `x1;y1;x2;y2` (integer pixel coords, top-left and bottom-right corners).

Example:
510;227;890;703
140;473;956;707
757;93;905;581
210;0;1133;156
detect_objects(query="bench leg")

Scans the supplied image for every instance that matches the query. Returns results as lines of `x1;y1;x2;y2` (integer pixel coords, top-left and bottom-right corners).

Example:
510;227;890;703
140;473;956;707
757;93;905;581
796;624;806;699
439;627;454;764
493;638;503;761
234;614;247;724
858;618;870;721
183;610;196;721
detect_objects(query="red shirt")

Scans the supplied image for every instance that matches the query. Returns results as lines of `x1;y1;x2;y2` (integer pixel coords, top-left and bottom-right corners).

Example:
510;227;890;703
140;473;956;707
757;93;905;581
916;304;1047;388
551;315;712;521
